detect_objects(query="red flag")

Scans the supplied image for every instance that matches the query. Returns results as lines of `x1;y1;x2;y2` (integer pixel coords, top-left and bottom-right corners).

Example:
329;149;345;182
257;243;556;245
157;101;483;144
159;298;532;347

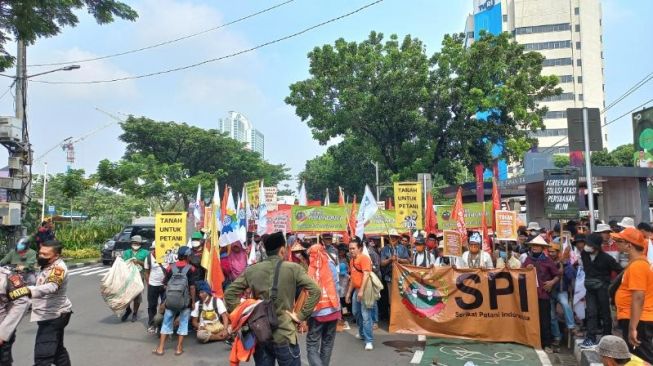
338;187;345;206
347;195;357;241
481;202;491;254
387;197;394;210
424;193;437;235
451;187;467;242
492;178;500;231
209;237;224;297
475;163;485;203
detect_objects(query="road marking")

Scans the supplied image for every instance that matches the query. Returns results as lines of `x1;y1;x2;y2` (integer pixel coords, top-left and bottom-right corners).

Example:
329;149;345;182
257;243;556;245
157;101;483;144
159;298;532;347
535;349;552;366
68;266;102;275
81;268;110;276
410;350;424;364
418;335;426;342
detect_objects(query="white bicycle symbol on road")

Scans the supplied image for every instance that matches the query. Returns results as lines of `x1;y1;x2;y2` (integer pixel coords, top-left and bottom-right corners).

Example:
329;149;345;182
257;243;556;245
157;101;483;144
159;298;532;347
438;345;525;365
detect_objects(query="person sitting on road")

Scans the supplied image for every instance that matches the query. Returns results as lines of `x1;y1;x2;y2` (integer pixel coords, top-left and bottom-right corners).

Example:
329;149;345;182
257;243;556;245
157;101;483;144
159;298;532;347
597;335;648;366
191;281;230;344
121;235;149;322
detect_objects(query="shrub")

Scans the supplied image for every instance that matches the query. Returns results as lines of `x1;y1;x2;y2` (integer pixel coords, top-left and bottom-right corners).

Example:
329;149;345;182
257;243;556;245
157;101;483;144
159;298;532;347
63;247;100;260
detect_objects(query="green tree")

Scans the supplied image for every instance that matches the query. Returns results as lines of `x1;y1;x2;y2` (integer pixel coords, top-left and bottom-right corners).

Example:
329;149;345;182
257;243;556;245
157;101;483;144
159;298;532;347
286;31;560;184
590;149;617;166
553;155;570;168
0;1;137;69
97;116;290;208
609;144;635;167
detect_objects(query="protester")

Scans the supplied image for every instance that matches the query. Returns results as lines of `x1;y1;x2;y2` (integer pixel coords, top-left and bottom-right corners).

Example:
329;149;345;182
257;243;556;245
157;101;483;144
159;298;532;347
34;221;55;249
306;242;341;366
613;227;653;362
191;281;230;344
548;241;579;350
597;335;648;366
496;242;521;269
144;241;168;334
609;220;623;233
379;229;410;320
365;238;381;329
224;232;321;365
153;246;198;356
337;244;351;319
188;231;206;280
9;240;72;366
346;237;375;351
0;237;37;284
460;233;493;269
581;233;622;348
121;235;149;322
597;224;619;262
517;230;530;255
290;241;309;270
434;242;455;267
618;217;636;230
0;261;30;365
522;235;559;353
527;222;541;239
321;233;338;265
224;242;248;282
412;234;435;268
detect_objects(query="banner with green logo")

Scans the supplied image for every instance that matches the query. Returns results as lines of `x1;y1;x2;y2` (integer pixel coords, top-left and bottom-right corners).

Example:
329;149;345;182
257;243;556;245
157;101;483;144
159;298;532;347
291;206;348;232
436;201;492;230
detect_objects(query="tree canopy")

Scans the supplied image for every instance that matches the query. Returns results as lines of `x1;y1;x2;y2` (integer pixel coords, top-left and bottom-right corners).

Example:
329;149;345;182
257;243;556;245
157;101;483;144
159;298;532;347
0;0;137;70
287;31;560;194
96;116;290;209
553;144;636;168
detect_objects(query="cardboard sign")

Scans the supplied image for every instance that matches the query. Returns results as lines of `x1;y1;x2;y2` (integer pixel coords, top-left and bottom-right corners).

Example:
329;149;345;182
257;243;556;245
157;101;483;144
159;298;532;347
264;187;278;211
266;206;292;234
390;264;541;349
155;212;187;264
394;182;423;230
495;210;518;241
544;169;579;219
442;230;463;257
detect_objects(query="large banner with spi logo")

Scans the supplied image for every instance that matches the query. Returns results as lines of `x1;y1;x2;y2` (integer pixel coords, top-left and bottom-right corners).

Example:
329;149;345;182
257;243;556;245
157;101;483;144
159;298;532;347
390;264;541;349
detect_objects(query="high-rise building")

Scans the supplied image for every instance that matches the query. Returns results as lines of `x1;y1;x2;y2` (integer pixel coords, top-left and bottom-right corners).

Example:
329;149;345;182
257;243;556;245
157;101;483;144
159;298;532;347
218;111;265;156
464;0;606;158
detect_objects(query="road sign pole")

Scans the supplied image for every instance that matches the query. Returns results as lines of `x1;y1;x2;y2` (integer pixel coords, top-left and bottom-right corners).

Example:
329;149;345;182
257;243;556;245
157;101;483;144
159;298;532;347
582;108;596;231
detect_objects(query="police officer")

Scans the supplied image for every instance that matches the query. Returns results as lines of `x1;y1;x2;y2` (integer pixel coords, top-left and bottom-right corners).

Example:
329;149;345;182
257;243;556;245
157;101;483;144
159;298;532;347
1;265;29;365
9;240;72;366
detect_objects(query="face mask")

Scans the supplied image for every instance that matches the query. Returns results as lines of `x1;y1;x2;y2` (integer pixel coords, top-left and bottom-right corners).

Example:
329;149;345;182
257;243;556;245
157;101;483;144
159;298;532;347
16;243;26;251
499;251;507;259
37;257;52;267
132;245;140;251
191;240;201;248
584;246;594;253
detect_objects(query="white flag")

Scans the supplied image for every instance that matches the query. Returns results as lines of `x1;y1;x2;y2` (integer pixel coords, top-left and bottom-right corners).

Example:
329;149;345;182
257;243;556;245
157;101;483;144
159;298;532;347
257;180;268;235
213;180;222;232
356;185;378;239
298;181;308;206
324;188;330;206
193;184;202;226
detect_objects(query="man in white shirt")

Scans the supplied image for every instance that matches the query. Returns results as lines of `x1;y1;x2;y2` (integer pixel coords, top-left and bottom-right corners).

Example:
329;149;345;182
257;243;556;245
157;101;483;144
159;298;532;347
412;235;435;268
191;281;230;343
144;242;168;334
460;233;494;269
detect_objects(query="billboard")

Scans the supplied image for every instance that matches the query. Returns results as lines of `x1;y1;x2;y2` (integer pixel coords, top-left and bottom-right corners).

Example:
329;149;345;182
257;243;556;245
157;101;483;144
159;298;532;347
633;106;653;168
543;169;579;219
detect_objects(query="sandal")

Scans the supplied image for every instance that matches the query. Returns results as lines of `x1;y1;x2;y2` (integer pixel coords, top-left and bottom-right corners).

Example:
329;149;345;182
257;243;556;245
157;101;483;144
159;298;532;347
175;350;184;356
152;349;164;356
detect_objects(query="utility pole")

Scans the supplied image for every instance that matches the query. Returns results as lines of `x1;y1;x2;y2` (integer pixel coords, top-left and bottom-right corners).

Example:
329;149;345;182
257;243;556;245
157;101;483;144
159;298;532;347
371;161;380;201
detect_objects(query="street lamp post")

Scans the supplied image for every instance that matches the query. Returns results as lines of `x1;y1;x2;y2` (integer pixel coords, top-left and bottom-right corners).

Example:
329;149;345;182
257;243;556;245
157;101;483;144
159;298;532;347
40;162;47;222
371;161;380;201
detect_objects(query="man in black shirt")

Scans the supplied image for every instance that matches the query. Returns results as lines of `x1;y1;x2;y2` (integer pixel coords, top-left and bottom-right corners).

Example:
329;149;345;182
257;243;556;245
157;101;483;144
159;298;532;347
580;233;622;348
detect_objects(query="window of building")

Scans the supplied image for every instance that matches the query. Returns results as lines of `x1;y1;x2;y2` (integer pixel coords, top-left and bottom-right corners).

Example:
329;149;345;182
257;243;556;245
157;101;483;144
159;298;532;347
543;58;573;67
576;59;582;66
574;7;580;15
577;76;583;83
544;111;567;119
576;41;581;49
575;24;580;32
558;75;574;83
515;23;571;35
467;31;474;39
529;128;569;138
578;94;584;101
540;93;575;102
503;14;508;22
524;40;572;51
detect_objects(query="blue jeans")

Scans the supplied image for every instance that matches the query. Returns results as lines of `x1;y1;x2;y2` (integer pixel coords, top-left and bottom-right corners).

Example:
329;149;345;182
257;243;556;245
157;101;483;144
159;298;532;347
352;290;373;343
371;302;378;323
160;308;191;336
550;291;575;340
253;342;301;366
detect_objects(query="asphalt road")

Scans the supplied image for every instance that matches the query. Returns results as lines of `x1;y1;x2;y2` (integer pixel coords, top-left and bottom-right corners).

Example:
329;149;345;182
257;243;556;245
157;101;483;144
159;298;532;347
12;264;420;366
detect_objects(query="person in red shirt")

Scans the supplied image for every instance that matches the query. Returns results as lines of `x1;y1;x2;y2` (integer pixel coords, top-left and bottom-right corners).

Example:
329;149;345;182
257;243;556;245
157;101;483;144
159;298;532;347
345;237;374;351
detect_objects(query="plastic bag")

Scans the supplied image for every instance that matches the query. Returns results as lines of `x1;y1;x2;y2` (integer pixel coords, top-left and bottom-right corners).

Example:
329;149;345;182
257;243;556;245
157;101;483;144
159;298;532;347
100;257;144;317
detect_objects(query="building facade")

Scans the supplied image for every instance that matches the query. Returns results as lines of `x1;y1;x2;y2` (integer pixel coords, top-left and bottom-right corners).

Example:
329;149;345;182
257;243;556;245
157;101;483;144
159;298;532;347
218;111;265;156
465;0;606;159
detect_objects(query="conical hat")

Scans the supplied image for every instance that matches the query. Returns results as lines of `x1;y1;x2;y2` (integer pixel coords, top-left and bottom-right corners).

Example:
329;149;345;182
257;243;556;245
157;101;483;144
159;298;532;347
527;235;550;247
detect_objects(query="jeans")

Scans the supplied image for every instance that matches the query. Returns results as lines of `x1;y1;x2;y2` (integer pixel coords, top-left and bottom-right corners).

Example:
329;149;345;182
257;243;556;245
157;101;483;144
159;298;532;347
371;302;378;323
618;319;653;363
378;281;390;320
352;290;373;343
586;285;612;337
306;317;337;366
538;299;552;348
34;312;71;366
147;285;166;325
160;308;191;336
550;290;576;340
253;342;301;366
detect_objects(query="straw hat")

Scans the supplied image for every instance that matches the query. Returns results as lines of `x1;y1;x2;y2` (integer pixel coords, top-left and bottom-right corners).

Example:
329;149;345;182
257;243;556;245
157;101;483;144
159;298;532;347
526;235;550;247
290;242;305;252
388;229;401;237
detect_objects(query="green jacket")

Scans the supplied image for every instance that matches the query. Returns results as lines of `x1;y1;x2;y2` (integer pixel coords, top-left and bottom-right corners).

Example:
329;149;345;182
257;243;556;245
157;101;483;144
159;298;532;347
0;249;37;270
224;255;321;345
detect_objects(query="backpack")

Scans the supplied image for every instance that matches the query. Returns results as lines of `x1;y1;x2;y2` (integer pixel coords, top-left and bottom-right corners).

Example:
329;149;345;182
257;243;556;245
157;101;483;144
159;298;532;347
165;265;191;312
246;260;283;344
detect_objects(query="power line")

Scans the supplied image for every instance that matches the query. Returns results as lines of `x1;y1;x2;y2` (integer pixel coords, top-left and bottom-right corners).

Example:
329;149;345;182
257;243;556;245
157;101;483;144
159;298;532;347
0;81;15;101
25;0;383;85
602;97;653;128
26;0;295;67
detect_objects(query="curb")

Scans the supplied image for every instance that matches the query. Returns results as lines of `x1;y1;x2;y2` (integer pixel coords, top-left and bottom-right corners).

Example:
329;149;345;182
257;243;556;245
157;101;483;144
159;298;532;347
574;338;602;366
67;259;101;269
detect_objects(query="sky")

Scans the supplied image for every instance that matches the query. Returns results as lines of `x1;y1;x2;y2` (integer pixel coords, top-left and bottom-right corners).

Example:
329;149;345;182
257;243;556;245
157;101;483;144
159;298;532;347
0;0;650;191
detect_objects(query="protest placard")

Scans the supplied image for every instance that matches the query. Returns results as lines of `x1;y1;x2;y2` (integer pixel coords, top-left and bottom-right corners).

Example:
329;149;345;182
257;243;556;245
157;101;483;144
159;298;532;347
155;212;187;263
291;206;347;232
442;230;462;257
264;187;278;211
394;182;423;230
495;210;518;241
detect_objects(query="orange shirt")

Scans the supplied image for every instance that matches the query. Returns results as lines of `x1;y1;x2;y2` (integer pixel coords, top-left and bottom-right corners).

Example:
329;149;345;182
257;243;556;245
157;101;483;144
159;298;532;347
350;254;372;289
616;259;653;321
